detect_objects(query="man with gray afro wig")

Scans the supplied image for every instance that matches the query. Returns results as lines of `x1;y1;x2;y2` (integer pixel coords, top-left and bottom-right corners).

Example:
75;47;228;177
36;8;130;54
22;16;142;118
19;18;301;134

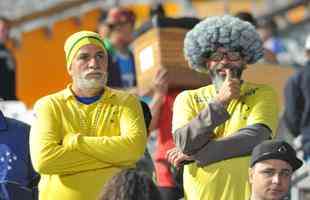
184;15;263;72
166;15;279;200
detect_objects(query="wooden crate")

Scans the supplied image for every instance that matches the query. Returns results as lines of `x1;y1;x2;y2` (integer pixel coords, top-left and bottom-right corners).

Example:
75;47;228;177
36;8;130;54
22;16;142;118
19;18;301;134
132;27;210;93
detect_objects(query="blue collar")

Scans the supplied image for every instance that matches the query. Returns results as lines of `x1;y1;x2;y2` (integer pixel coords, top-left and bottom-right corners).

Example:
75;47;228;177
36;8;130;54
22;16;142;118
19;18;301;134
0;111;8;131
75;95;102;105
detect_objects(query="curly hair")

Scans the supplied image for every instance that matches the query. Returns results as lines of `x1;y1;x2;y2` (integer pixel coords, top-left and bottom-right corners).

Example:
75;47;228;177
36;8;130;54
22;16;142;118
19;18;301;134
98;169;161;200
184;15;263;73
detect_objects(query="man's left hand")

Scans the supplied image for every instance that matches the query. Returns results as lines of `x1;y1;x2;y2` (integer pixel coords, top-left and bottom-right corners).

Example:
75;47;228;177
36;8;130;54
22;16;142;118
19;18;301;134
166;147;193;168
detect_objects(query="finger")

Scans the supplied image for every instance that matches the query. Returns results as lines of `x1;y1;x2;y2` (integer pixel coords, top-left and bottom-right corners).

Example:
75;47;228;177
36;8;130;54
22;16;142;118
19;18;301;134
229;78;241;84
175;154;186;167
175;157;184;167
166;148;176;159
167;149;179;164
167;152;175;164
169;153;178;166
225;68;232;81
157;68;168;79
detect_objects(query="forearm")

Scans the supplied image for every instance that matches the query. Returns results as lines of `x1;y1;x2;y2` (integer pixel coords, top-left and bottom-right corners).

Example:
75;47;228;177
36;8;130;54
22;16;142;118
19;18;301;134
192;124;271;166
148;92;165;131
67;132;147;165
173;101;230;154
30;138;111;175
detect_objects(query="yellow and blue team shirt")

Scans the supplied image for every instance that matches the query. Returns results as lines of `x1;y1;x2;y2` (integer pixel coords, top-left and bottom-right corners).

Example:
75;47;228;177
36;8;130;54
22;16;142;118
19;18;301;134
172;82;279;200
30;85;147;200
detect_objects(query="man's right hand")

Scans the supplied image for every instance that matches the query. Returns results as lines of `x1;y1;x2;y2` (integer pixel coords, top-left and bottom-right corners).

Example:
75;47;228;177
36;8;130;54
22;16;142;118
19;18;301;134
153;68;168;96
215;69;241;107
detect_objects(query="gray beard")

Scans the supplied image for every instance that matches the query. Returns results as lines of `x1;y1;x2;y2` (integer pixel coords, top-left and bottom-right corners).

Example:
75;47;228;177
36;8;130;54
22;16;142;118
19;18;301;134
212;74;225;92
75;72;108;91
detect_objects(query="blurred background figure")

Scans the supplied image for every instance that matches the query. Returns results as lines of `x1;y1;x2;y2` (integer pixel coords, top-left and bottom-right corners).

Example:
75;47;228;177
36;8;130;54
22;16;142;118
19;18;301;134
306;34;310;66
97;7;137;92
148;68;185;200
0;16;17;100
135;101;155;179
137;4;193;200
283;34;310;164
149;2;166;19
235;11;278;64
0;109;39;200
98;168;162;200
257;19;293;65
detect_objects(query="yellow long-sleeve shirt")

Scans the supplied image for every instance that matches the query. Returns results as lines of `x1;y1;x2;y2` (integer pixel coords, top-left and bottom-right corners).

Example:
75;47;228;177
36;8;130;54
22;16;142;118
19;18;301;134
172;82;279;200
30;86;147;200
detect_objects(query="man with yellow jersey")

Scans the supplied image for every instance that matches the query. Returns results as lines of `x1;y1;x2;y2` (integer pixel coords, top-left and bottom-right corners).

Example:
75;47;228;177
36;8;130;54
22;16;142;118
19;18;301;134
166;15;279;200
29;31;147;200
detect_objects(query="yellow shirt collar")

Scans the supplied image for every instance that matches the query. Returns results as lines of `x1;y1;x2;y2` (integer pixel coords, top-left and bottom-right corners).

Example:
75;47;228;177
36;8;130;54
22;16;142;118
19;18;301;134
63;84;115;101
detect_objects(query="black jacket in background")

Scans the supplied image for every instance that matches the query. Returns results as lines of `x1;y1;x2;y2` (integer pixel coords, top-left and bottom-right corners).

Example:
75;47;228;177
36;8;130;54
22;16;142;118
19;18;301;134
283;61;310;155
0;43;17;100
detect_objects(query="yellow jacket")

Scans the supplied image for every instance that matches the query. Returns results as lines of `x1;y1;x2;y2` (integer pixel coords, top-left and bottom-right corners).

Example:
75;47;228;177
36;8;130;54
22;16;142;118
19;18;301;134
30;86;147;200
172;82;279;200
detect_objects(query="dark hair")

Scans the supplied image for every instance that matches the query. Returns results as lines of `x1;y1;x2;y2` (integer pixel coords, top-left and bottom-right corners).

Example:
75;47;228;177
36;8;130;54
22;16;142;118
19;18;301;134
0;16;10;26
98;10;108;25
98;169;161;200
149;3;166;18
98;7;135;26
140;101;152;129
258;18;278;35
235;11;257;27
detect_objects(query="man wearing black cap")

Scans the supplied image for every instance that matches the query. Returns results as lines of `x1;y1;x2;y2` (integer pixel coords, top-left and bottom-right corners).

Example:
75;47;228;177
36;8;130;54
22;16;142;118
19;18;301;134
249;140;303;200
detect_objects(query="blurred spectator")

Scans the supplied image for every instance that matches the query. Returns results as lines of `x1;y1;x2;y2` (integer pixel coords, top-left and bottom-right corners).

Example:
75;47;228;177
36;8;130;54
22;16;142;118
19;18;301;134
235;12;278;64
97;7;137;92
98;168;161;200
257;19;292;65
0;16;17;100
166;15;279;200
148;68;184;200
140;4;186;199
249;140;303;200
283;34;310;163
149;2;166;18
136;101;155;178
306;34;310;65
0;109;39;200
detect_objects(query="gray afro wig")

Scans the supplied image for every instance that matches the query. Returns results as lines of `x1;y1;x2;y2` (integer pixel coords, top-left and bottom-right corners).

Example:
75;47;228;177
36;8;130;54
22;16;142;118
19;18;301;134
184;15;264;72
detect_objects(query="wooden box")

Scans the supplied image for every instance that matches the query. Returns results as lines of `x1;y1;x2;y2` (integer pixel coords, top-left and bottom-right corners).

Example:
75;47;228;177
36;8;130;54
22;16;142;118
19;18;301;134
132;18;210;93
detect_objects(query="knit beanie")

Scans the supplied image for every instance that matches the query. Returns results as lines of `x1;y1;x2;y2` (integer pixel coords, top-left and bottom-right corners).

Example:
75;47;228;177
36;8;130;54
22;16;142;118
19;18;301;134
64;30;106;69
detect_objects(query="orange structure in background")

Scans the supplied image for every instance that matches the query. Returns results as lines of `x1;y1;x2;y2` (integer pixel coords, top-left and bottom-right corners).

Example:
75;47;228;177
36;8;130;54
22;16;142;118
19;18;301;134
13;9;101;108
11;3;179;108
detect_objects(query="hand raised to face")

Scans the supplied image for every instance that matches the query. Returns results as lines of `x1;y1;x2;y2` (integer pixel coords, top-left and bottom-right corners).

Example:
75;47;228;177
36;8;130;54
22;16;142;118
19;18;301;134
214;68;241;107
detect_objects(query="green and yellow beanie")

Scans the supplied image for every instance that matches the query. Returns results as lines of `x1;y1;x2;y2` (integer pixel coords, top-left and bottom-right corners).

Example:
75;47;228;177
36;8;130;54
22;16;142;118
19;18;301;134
64;30;106;69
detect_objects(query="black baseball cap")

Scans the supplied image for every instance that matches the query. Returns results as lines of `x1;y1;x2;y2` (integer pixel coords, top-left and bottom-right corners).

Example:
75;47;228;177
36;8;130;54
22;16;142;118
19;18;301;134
250;140;303;171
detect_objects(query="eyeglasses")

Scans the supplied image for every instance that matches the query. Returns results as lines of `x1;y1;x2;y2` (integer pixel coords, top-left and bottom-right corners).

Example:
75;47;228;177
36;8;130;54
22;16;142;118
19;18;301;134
208;51;242;62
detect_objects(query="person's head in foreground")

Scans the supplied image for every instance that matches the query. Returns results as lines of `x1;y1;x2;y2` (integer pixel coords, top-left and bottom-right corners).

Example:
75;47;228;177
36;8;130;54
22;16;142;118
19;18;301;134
249;140;303;200
183;15;264;91
98;168;161;200
64;30;109;97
